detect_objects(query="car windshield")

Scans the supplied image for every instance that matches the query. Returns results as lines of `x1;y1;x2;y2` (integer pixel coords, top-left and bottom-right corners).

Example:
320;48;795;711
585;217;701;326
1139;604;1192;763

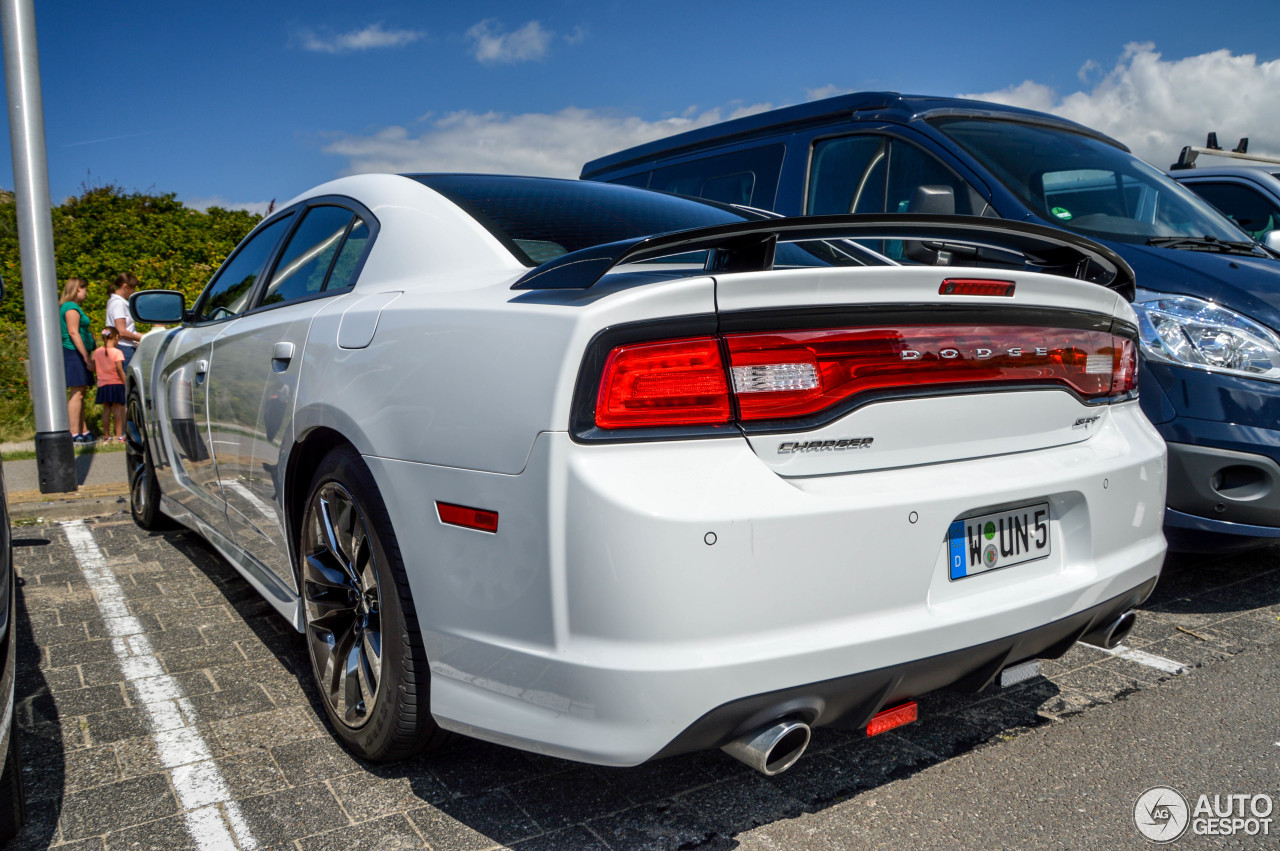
931;118;1247;245
409;174;870;268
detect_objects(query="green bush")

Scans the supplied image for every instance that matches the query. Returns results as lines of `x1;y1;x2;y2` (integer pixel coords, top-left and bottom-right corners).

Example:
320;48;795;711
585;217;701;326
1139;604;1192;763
0;186;261;441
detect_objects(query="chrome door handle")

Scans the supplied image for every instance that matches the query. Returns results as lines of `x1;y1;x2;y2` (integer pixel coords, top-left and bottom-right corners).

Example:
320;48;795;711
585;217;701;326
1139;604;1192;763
271;342;295;372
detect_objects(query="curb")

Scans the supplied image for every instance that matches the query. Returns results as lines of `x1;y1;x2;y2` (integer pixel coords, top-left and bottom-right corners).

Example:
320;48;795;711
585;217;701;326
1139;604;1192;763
7;484;130;523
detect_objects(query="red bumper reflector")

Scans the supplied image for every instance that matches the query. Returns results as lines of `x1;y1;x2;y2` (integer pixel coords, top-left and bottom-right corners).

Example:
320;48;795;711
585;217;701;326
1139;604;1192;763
939;278;1016;297
436;502;499;533
866;700;918;736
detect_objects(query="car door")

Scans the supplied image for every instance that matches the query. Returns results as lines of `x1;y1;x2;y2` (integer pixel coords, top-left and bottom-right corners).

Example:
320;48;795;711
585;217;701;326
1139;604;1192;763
155;212;296;529
209;201;374;591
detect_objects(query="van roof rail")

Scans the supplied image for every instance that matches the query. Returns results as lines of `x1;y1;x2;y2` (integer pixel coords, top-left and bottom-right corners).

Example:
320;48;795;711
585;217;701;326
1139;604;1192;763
1171;133;1280;169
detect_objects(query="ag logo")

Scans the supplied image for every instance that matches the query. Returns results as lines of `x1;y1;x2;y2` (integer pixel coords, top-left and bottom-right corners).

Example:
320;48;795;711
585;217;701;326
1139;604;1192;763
1135;786;1189;843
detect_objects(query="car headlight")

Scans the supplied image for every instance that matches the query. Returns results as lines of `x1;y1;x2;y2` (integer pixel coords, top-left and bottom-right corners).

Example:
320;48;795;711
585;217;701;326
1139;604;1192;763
1131;291;1280;381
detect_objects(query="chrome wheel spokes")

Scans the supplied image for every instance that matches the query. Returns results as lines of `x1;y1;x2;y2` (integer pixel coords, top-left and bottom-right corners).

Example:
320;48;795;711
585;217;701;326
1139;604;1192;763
302;482;383;728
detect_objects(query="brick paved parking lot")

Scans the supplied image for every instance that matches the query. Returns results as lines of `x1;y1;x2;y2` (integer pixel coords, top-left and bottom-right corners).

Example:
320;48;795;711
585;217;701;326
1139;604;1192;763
7;515;1280;850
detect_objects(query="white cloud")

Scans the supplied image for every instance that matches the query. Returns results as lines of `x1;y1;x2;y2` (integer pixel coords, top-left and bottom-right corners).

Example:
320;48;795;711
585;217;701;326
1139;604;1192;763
184;196;274;215
467;20;553;64
323;103;775;179
962;43;1280;166
1077;59;1100;83
299;23;423;54
805;84;853;102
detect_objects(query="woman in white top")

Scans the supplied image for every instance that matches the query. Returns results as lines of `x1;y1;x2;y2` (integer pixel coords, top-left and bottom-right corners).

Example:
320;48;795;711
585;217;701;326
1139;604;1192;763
105;272;141;366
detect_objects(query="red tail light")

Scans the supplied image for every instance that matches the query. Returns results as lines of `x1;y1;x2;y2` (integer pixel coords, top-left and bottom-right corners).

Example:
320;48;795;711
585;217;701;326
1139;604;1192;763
596;337;732;428
726;325;1127;421
594;325;1136;429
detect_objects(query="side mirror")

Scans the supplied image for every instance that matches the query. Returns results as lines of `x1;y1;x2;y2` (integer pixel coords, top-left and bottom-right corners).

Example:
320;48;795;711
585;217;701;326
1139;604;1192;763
130;290;186;324
1265;230;1280;254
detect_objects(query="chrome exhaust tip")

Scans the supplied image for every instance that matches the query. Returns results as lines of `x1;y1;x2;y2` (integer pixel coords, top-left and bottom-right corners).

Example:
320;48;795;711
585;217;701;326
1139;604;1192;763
1080;610;1137;650
721;719;811;776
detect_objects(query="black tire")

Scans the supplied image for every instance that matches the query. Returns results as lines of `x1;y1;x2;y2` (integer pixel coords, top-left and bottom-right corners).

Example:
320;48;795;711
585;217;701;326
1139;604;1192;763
126;387;169;530
299;445;448;762
0;723;25;844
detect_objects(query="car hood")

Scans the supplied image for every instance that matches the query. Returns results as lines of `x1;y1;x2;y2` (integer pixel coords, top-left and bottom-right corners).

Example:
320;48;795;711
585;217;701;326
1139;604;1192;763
1105;241;1280;329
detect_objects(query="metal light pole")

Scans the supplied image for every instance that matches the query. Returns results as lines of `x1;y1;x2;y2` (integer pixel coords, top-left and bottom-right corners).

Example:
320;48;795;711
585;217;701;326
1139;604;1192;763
1;0;74;492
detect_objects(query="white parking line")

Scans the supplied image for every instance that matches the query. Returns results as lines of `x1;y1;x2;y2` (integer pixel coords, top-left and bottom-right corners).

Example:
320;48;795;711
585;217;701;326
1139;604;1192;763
62;520;258;850
1095;643;1190;675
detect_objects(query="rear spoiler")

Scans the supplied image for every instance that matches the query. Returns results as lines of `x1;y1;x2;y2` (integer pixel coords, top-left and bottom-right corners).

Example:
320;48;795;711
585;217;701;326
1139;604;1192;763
511;214;1136;301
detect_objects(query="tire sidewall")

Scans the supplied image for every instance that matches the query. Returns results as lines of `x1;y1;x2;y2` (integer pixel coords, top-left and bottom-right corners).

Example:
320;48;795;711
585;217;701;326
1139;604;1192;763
126;388;162;529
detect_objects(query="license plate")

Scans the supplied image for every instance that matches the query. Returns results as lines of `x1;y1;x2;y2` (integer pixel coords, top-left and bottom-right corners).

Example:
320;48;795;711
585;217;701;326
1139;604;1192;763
948;502;1050;580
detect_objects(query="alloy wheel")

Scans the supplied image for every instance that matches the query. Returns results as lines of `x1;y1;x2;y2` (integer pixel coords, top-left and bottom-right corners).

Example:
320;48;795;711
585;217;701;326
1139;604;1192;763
302;482;384;728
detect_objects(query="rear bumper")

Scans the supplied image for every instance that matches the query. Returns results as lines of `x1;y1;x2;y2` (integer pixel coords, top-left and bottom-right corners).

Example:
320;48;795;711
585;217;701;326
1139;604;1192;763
654;576;1156;759
370;399;1166;766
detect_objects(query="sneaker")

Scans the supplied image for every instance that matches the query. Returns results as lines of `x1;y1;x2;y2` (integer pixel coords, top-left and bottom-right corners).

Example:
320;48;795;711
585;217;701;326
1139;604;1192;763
72;433;91;444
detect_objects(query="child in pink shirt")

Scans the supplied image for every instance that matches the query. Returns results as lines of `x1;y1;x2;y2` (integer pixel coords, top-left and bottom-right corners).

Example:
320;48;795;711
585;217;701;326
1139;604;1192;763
92;327;127;441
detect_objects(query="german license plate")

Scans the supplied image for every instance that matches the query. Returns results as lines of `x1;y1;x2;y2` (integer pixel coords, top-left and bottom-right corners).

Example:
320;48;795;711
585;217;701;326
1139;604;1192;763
948;502;1050;580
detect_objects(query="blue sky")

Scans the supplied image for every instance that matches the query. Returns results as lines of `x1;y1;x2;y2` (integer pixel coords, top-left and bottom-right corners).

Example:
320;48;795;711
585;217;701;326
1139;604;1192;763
6;0;1279;212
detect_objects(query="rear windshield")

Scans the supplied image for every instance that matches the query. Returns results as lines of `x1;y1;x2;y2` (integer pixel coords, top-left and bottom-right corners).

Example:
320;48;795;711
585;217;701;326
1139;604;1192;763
931;118;1245;244
409;174;872;269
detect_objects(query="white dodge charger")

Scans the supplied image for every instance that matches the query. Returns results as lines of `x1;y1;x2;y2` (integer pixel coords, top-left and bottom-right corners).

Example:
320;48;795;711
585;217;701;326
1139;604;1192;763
125;173;1167;775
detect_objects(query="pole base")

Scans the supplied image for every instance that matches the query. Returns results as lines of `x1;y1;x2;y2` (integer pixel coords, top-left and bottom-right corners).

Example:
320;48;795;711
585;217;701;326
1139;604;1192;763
34;431;76;493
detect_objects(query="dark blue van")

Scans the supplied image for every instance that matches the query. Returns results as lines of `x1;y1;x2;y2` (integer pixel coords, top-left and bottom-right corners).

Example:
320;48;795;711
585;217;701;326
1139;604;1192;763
582;92;1280;551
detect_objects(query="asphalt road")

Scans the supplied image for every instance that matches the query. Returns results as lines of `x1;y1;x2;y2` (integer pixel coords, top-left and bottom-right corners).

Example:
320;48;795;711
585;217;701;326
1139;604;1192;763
7;513;1280;850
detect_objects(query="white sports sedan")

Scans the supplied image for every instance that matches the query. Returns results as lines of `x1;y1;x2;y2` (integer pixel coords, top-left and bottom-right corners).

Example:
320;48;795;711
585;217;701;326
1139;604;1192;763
126;174;1167;775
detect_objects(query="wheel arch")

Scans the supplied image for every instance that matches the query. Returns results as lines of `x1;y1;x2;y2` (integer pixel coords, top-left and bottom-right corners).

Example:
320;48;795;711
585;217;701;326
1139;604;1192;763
284;425;356;577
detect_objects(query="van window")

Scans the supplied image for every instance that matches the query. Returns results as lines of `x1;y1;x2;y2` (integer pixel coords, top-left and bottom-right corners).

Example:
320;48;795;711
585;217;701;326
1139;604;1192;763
807;135;985;216
933;117;1242;243
808;136;887;214
649;144;785;208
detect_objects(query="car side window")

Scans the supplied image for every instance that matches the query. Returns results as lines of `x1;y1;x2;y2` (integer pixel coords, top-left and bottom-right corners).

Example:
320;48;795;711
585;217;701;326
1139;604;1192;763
261;205;358;307
324;217;371;291
1184;181;1280;240
194;213;295;322
808;135;986;217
